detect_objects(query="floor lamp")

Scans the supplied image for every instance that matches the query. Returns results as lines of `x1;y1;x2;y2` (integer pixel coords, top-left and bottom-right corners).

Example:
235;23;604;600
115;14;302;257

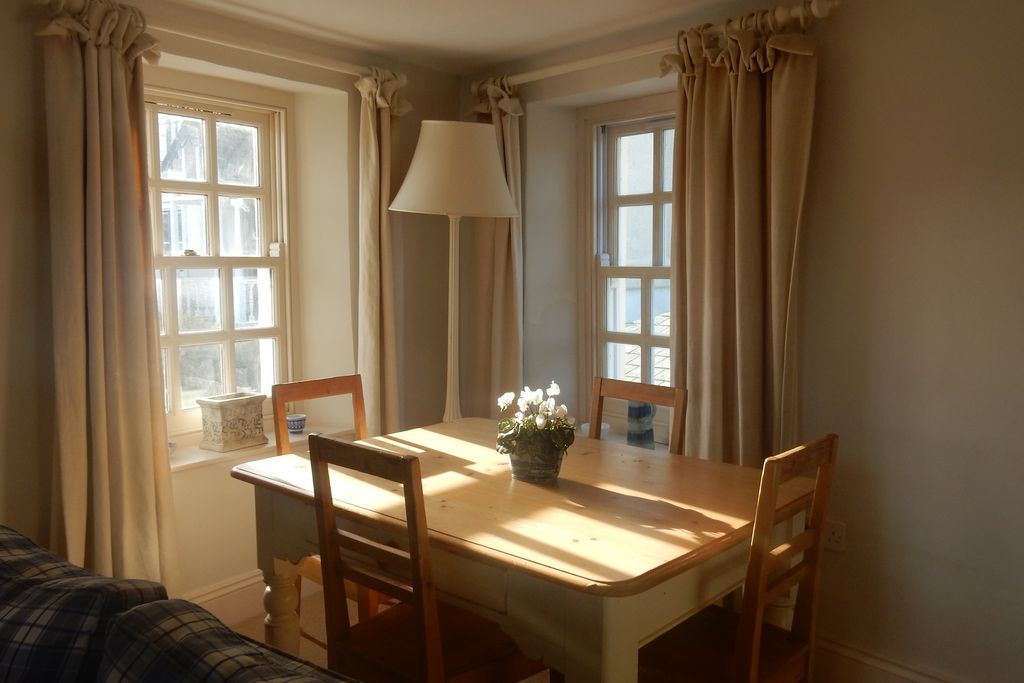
390;120;518;422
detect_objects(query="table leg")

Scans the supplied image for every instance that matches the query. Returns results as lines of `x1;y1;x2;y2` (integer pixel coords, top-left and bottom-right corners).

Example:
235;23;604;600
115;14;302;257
262;557;300;653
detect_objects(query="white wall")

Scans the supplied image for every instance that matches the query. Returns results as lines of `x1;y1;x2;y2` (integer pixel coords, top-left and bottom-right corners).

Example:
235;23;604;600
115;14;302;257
509;0;1024;680
801;1;1024;680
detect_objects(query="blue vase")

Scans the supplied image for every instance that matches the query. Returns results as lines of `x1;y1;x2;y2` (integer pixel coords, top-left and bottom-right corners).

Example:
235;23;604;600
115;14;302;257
627;401;656;449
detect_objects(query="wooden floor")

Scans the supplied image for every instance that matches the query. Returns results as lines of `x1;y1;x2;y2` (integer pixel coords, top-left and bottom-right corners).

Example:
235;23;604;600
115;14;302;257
229;578;550;681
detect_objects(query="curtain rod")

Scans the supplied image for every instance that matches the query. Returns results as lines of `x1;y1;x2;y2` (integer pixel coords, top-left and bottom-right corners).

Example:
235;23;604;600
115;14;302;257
508;0;839;86
146;24;368;79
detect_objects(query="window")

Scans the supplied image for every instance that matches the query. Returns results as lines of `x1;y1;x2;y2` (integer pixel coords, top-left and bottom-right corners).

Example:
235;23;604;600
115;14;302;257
595;116;674;385
145;92;286;434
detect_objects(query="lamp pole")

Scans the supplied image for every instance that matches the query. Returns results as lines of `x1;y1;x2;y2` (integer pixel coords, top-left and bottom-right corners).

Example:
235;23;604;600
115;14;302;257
443;214;462;422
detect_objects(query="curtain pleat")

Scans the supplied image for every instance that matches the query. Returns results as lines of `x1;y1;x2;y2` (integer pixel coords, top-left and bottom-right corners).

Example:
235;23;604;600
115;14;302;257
663;29;817;465
40;0;177;586
356;68;410;435
461;77;524;417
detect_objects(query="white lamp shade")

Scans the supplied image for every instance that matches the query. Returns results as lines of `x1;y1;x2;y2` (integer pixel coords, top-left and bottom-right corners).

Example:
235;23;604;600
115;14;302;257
390;120;518;218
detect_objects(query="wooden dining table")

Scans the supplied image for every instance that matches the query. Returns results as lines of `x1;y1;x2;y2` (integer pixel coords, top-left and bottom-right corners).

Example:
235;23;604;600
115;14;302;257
231;417;814;682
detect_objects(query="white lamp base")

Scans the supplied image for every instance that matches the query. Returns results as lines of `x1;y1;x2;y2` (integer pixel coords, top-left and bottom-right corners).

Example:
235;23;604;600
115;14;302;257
442;214;462;422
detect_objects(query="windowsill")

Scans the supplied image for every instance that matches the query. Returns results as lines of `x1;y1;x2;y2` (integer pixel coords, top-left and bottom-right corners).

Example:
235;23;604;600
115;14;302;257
169;422;352;473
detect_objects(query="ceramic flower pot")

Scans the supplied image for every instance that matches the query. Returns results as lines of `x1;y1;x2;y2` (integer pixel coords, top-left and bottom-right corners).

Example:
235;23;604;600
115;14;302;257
506;442;566;483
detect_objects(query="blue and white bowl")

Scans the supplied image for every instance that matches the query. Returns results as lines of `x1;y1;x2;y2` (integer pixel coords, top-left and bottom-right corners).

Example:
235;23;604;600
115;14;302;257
286;413;307;434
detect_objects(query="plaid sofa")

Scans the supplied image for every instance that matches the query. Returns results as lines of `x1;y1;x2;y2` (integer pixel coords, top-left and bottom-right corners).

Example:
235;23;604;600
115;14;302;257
100;599;346;682
0;524;167;682
0;526;348;682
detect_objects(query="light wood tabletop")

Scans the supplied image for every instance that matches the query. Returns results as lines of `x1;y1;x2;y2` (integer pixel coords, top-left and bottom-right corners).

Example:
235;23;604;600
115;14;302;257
232;417;814;596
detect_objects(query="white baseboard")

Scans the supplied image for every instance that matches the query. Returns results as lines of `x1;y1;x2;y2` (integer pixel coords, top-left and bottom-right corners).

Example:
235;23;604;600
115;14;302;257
817;638;964;683
180;570;266;626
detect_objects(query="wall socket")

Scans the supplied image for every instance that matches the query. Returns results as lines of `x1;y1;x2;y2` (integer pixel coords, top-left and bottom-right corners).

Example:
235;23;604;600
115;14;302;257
824;520;847;552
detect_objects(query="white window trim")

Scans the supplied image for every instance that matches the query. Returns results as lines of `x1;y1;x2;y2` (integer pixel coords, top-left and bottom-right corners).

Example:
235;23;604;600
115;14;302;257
145;87;291;437
576;92;676;438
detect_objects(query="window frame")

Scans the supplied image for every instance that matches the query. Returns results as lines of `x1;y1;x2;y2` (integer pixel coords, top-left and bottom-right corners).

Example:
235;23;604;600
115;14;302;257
576;92;676;433
145;88;289;436
597;117;674;385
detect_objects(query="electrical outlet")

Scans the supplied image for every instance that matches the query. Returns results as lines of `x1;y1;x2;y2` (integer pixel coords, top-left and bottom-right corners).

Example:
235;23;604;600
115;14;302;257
824;520;846;552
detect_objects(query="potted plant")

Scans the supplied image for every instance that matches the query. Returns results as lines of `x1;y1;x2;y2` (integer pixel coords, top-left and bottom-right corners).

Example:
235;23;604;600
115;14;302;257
496;382;575;483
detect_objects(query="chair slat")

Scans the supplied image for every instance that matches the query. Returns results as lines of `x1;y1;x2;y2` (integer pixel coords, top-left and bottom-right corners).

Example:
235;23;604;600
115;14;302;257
767;529;816;575
589;376;687;455
338;561;416;604
271;375;369;456
335;528;413;577
763;561;814;605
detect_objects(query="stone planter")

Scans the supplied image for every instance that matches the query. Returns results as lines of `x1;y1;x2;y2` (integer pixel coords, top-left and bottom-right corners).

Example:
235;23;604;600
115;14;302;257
196;392;268;452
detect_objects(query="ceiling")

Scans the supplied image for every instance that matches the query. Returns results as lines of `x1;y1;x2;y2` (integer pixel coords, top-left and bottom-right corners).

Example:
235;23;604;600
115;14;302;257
171;0;725;74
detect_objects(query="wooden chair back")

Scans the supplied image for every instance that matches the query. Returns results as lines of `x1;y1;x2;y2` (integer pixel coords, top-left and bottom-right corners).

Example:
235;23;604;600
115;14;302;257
271;375;368;454
733;433;838;682
308;434;444;681
588;376;687;454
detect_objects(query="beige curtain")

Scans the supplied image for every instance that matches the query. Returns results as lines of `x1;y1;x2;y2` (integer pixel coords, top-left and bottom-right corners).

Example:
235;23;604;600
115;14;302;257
39;0;177;585
662;29;817;466
461;77;524;417
356;68;410;435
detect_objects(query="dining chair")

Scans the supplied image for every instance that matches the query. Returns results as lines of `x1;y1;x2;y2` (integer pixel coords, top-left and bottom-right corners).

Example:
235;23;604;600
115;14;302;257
638;433;838;683
270;374;376;646
308;433;547;682
588;377;687;455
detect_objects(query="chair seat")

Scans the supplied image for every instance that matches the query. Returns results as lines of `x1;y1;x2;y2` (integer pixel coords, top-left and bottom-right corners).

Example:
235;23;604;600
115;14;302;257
338;600;537;682
638;606;810;683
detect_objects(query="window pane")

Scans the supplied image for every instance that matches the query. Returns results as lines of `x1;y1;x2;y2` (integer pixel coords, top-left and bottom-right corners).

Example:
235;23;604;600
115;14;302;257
617;132;653;195
179;343;224;409
651;347;671;387
177;268;222;333
155;270;165;335
220;197;261;256
233;268;274;329
662;129;674;192
616;205;653;266
660;203;672;266
217;122;259;186
162;193;208;256
606;277;641;333
652;279;670;336
158;113;206;182
235;338;276;396
606;342;641;383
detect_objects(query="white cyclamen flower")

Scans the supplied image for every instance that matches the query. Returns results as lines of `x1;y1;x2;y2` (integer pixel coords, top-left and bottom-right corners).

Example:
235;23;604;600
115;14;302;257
534;388;544;404
497;392;515;410
568;416;576;426
514;411;524;420
535;413;547;428
555;404;567;418
547;381;560;397
543;397;556;414
517;396;529;412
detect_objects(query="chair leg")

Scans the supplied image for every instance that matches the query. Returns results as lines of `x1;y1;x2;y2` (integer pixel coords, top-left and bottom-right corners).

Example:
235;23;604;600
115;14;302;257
356;585;383;621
